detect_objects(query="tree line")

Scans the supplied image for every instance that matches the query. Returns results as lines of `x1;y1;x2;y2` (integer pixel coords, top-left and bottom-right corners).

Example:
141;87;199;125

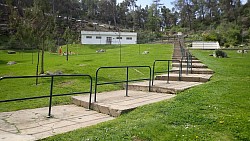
1;0;250;48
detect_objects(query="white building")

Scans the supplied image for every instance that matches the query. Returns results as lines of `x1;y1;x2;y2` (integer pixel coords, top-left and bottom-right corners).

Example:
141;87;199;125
81;31;137;45
191;41;220;49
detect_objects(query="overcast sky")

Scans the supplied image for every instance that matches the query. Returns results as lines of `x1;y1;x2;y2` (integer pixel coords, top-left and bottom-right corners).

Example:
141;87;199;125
116;0;248;10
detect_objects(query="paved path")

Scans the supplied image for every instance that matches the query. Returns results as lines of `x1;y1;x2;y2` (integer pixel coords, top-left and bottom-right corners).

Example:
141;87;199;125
0;105;114;141
73;90;176;117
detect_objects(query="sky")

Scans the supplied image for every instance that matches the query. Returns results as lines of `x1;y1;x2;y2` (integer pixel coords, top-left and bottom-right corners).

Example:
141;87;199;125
116;0;248;10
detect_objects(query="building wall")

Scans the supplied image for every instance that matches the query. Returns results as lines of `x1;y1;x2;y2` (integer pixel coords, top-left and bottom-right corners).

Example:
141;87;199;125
81;31;137;45
191;41;220;50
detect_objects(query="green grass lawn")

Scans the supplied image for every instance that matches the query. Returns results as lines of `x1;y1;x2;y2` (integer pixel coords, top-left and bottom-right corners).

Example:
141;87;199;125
41;50;250;141
0;44;172;112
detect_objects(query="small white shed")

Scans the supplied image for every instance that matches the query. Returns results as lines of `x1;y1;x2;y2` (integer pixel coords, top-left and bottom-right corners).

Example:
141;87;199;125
81;31;137;45
191;41;220;49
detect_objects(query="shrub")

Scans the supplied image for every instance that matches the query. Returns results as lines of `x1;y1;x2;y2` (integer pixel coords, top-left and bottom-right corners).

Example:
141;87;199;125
214;50;228;58
224;43;230;48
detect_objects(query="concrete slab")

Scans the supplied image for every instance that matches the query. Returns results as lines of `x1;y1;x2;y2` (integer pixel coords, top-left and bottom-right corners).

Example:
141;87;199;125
171;67;214;74
128;80;203;94
173;60;202;63
73;90;176;117
172;56;198;60
172;63;208;68
155;73;213;82
0;105;114;141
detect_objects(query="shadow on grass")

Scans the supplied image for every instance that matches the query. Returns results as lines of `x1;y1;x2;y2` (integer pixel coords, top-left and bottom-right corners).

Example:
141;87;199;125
0;60;8;65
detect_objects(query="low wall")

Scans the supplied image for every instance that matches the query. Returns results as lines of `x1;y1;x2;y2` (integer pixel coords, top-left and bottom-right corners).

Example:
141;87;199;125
191;41;220;49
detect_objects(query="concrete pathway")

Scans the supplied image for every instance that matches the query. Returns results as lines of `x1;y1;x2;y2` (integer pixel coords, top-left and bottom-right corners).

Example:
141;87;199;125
0;105;114;141
73;90;176;117
128;80;203;94
155;73;213;82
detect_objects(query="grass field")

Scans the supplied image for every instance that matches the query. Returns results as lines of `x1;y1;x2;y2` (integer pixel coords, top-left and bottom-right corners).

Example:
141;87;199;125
41;50;250;141
0;44;173;112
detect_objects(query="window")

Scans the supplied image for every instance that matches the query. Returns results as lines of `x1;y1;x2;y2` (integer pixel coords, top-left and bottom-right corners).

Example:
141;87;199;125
96;36;102;39
86;36;92;39
116;37;122;39
126;37;132;40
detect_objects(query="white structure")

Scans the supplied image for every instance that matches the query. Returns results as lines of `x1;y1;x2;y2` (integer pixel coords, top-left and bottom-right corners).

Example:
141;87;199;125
191;41;220;49
81;31;137;45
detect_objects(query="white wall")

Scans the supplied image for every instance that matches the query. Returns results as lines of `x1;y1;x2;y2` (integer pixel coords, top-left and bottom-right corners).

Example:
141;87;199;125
192;41;220;49
81;31;137;45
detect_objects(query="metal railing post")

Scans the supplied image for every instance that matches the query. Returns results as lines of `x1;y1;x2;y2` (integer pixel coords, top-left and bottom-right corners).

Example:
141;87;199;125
178;60;181;81
126;67;129;97
149;67;151;92
152;61;156;86
167;60;170;84
186;52;189;75
48;76;54;118
94;69;99;102
181;58;183;75
190;53;193;74
88;76;92;109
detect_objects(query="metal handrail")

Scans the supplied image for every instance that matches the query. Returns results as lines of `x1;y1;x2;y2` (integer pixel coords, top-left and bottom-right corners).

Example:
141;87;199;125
178;39;193;75
180;52;193;75
94;66;151;102
152;60;182;86
0;74;92;117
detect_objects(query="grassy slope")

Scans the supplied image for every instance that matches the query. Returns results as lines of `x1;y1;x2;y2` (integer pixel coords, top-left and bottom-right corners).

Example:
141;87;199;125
0;44;172;112
42;50;250;141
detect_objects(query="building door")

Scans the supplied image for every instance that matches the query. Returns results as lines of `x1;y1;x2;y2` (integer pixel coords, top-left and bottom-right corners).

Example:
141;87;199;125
106;37;112;44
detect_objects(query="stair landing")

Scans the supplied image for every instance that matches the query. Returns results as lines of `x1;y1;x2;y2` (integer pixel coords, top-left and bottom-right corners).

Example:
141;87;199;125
72;90;175;117
155;73;213;82
128;80;203;94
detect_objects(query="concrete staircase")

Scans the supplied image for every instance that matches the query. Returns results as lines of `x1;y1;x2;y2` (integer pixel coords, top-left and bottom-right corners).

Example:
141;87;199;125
73;40;214;117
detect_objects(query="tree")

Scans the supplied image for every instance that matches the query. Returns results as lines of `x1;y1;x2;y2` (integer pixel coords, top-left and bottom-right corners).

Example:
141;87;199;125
7;0;55;74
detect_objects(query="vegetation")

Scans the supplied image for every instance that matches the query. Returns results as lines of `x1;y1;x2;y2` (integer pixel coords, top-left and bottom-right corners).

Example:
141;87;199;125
41;50;250;141
1;0;249;49
0;44;172;112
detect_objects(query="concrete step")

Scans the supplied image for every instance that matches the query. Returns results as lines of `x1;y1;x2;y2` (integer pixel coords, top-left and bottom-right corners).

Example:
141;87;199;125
72;90;175;117
172;60;202;63
172;63;208;68
155;73;213;82
127;80;203;94
0;105;114;140
171;67;214;74
172;56;198;60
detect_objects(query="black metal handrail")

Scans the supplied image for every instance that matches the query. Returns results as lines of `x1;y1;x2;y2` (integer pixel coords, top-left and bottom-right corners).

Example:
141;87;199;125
152;60;182;86
0;74;92;117
181;52;193;75
94;66;151;102
178;39;193;75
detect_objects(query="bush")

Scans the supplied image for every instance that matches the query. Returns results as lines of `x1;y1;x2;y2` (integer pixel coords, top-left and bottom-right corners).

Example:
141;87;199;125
224;43;230;48
216;23;241;46
214;50;228;58
137;31;158;44
202;30;220;41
